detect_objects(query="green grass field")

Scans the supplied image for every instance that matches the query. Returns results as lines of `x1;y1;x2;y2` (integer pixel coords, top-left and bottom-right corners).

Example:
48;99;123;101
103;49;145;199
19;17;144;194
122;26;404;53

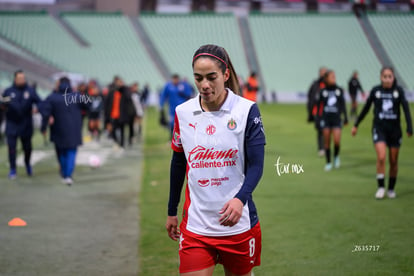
139;103;414;276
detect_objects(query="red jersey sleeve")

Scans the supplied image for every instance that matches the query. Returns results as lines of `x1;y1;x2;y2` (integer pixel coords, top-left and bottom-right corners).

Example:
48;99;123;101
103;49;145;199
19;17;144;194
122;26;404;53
171;114;184;152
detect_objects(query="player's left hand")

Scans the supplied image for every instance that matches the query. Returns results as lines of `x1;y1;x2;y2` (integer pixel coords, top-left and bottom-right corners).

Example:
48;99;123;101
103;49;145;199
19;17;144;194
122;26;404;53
166;216;180;241
362;93;367;100
351;126;358;136
219;198;243;227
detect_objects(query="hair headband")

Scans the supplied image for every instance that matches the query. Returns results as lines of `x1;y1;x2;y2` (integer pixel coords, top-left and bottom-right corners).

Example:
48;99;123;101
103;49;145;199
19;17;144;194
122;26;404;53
193;53;228;68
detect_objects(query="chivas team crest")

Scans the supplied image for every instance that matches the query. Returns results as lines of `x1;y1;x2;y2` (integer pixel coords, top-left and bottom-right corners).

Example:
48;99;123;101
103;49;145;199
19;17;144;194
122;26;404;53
227;118;237;130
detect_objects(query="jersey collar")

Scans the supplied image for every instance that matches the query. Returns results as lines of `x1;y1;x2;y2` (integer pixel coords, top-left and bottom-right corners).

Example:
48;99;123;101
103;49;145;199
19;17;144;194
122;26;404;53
193;88;235;114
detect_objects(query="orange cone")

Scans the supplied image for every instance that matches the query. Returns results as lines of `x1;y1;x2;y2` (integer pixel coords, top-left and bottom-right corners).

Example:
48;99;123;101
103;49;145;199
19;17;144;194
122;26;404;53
8;217;27;227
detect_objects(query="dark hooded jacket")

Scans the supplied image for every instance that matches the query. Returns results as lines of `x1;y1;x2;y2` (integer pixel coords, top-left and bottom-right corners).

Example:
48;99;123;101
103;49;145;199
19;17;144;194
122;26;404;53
40;80;89;148
2;83;41;137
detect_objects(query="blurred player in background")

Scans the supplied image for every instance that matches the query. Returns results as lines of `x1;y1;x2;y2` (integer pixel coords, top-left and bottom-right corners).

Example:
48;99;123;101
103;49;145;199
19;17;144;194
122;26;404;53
243;72;259;102
129;82;144;144
307;67;327;157
352;67;412;199
105;78;135;148
88;80;103;141
160;74;192;137
166;44;265;276
316;70;348;171
77;82;88;128
348;71;365;119
2;70;41;179
0;94;5;144
140;84;150;109
182;77;196;98
237;74;245;96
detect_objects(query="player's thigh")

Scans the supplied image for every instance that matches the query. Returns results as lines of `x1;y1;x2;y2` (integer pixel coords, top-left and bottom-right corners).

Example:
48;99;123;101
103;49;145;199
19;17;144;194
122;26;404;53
322;127;331;137
218;223;261;276
332;128;342;143
322;128;332;146
179;233;217;275
224;267;252;276
374;142;387;161
181;265;215;276
88;119;95;129
388;147;400;165
350;95;357;104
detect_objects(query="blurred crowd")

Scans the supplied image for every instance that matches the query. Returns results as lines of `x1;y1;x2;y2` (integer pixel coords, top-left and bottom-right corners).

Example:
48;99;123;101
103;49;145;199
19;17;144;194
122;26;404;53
0;70;149;184
0;68;261;184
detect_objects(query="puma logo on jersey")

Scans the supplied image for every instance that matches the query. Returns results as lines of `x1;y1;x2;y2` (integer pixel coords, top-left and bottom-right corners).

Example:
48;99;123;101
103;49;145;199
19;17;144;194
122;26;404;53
189;123;197;130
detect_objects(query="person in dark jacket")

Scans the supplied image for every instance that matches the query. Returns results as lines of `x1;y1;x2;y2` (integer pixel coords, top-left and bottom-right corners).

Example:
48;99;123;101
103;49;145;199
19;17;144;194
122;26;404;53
2;70;41;179
307;67;327;157
104;78;135;148
348;71;365;119
40;77;88;186
352;67;412;199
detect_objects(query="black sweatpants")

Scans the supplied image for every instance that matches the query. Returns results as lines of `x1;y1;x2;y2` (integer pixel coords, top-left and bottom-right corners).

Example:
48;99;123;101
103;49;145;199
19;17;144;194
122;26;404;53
111;119;125;148
128;118;134;145
7;135;32;171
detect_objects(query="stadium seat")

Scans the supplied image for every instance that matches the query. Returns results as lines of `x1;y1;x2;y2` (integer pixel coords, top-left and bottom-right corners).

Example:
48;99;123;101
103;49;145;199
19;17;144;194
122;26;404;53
1;12;412;94
248;13;382;93
62;13;163;88
0;12;77;69
0;12;163;89
369;13;414;90
139;13;250;84
0;36;40;62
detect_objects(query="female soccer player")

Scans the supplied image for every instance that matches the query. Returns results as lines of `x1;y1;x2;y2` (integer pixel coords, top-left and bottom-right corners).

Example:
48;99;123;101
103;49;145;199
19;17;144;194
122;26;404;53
88;83;103;141
316;70;348;171
348;71;365;119
352;67;412;199
166;44;265;276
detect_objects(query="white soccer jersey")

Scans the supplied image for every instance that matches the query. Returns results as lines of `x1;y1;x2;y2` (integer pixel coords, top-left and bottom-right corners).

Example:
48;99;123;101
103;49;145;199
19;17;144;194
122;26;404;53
172;90;255;237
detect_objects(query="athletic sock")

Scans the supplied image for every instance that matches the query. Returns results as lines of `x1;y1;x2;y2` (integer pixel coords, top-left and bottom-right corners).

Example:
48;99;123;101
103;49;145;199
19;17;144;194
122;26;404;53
377;174;385;188
388;177;397;191
325;148;331;164
334;145;340;157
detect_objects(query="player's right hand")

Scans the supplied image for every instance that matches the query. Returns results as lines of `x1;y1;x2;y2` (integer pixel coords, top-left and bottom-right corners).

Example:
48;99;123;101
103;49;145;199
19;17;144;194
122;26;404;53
166;216;180;241
351;126;358;136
